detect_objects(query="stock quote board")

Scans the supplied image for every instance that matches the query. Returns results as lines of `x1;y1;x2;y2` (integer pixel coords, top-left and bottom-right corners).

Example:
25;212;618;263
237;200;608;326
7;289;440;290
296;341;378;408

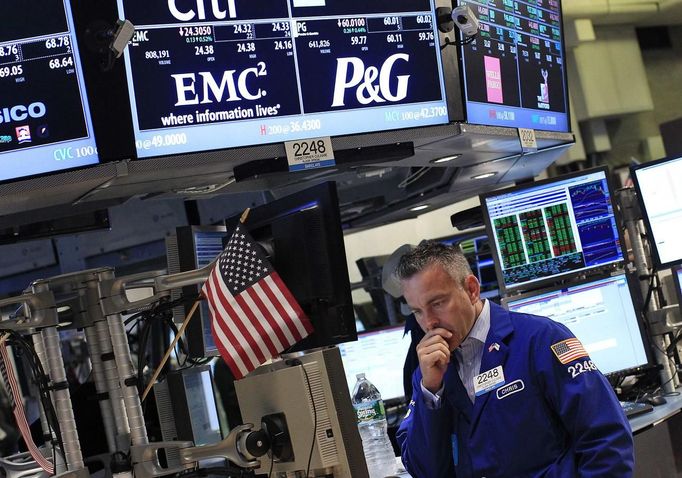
117;0;451;158
0;0;99;182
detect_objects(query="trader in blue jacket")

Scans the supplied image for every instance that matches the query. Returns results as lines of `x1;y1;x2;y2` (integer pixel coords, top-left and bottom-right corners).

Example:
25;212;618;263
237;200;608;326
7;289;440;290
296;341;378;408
395;241;634;477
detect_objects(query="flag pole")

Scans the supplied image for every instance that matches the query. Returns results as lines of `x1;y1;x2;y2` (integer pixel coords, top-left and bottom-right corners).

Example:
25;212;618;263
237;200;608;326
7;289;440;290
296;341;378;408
240;207;250;224
141;207;250;401
141;299;201;402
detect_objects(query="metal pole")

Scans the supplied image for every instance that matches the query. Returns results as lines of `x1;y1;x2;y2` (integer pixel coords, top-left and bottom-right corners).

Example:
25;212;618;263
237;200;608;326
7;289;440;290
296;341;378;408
619;188;677;392
41;326;85;470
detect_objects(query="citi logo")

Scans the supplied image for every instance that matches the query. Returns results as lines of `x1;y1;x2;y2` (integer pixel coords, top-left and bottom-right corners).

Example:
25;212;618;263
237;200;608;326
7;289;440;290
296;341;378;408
0;102;47;125
168;0;236;21
331;53;410;107
171;62;268;106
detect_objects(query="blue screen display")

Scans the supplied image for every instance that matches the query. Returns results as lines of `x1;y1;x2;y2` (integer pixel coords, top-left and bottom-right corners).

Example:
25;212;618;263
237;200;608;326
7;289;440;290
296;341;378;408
116;0;450;158
458;0;569;132
194;230;227;353
505;274;648;376
483;170;623;291
0;0;99;182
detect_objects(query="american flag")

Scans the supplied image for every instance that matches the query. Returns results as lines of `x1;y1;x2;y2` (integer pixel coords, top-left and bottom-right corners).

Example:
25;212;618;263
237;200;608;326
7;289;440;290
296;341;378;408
550;338;588;365
201;223;313;379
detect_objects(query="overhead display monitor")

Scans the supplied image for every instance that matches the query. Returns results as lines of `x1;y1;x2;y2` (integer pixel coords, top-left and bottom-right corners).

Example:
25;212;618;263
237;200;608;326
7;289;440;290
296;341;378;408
0;0;100;182
116;0;452;158
503;273;650;377
631;155;682;268
338;325;411;403
481;168;624;292
457;0;569;132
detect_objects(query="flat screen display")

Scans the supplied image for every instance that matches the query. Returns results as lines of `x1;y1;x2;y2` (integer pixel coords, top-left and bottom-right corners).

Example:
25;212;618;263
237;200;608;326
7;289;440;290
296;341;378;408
504;273;649;376
193;229;227;354
0;0;99;182
481;168;624;291
439;232;499;299
458;0;569;132
116;0;451;158
631;156;682;268
338;325;410;402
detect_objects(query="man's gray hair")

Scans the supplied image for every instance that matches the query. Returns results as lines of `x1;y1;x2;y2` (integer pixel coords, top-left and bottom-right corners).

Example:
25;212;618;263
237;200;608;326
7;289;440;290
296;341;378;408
396;241;473;286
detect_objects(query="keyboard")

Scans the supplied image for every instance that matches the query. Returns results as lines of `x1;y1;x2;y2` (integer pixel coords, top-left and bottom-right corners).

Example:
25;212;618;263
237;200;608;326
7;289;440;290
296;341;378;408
620;400;654;418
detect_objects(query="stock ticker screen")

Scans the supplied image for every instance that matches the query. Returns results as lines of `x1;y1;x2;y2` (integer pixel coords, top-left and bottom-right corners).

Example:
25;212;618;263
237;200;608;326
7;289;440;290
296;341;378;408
482;169;624;291
458;0;569;132
0;0;99;182
117;0;451;158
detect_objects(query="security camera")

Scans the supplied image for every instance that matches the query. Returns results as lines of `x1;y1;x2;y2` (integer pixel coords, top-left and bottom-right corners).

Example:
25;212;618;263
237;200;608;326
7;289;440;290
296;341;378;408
452;5;480;38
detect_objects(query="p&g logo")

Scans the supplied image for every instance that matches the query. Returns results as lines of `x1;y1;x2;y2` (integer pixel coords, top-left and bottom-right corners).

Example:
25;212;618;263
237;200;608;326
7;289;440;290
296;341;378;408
331;53;410;107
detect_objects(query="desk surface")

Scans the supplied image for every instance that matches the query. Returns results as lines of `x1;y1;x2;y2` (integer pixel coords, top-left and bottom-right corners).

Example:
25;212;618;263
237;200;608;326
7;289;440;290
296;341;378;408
629;392;682;433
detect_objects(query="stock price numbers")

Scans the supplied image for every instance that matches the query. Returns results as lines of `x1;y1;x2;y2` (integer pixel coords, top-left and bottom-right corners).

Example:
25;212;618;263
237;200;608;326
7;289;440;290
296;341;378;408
49;56;74;69
271;21;290;35
418;31;434;41
386;33;403;43
274;39;292;50
45;36;70;49
179;26;212;37
351;35;367;45
0;64;23;78
0;44;18;57
237;42;256;53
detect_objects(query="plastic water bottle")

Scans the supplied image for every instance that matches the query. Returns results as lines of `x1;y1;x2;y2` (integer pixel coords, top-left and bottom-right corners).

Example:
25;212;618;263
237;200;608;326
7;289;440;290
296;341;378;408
351;373;398;478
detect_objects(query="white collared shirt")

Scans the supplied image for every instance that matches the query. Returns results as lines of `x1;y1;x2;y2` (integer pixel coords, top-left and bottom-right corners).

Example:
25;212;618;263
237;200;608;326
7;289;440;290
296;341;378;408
421;299;491;406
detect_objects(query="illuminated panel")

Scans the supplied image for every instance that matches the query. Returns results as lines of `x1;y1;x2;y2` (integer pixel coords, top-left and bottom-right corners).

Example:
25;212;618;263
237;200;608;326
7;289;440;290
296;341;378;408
632;155;682;268
458;0;569;132
0;0;99;181
116;0;450;158
506;274;648;376
483;169;623;291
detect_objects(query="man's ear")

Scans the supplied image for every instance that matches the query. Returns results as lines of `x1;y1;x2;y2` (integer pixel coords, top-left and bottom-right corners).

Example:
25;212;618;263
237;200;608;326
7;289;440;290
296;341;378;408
464;274;481;303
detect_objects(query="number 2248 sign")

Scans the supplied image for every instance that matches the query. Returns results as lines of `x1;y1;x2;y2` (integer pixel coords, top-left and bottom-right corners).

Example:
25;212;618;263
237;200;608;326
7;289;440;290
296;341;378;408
285;136;335;172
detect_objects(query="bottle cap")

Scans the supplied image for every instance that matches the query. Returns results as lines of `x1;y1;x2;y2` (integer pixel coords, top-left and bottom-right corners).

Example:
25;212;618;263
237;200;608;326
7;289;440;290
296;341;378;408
356;373;365;380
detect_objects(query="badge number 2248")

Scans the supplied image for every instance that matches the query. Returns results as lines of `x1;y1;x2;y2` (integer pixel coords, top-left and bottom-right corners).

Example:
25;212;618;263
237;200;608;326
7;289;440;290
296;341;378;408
568;360;597;378
285;136;335;171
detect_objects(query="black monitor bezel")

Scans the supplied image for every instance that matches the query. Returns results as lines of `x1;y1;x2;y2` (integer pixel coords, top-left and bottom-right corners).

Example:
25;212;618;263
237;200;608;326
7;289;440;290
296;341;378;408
224;181;357;352
672;265;682;309
479;166;626;294
175;224;228;358
454;0;571;133
630;155;682;269
433;227;500;299
501;270;654;378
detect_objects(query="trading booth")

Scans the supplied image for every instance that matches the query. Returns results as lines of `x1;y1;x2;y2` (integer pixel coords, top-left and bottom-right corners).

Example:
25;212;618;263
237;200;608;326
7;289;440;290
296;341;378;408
2;0;682;477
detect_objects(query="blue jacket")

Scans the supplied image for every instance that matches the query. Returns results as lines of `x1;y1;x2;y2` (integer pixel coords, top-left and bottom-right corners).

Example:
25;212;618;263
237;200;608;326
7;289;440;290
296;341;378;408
396;302;634;477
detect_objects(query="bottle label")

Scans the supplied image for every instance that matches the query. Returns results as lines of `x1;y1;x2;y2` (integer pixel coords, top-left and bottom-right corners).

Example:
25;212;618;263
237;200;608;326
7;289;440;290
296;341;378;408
354;399;386;423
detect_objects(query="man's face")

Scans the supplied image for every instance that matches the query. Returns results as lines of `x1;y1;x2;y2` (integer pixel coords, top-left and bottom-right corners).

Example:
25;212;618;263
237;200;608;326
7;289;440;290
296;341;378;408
401;263;481;351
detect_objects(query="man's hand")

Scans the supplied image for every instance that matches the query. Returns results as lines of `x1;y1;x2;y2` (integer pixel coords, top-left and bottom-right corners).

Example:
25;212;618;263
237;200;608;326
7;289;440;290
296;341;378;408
416;328;452;393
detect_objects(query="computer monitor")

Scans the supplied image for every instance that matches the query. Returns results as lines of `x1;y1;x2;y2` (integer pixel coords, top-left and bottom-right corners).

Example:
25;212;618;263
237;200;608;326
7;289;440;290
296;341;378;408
503;272;650;377
631;155;682;269
115;0;455;159
338;325;410;404
234;347;368;477
437;229;499;299
457;0;570;132
167;225;228;357
225;182;356;352
0;0;100;181
154;366;222;466
480;167;625;292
